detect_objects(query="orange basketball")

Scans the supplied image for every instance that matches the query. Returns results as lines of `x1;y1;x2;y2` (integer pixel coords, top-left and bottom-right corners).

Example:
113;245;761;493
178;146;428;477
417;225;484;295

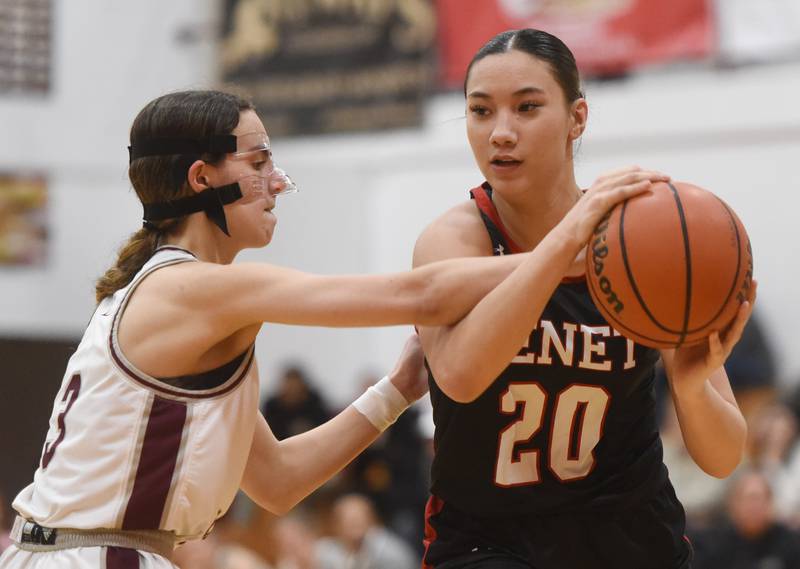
586;181;753;349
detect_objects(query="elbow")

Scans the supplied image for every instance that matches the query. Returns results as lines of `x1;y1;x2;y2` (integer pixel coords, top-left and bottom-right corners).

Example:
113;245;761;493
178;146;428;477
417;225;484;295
698;430;748;479
703;460;741;480
262;501;291;517
255;490;301;517
414;272;465;327
433;363;486;404
416;280;448;326
247;472;302;516
266;499;296;517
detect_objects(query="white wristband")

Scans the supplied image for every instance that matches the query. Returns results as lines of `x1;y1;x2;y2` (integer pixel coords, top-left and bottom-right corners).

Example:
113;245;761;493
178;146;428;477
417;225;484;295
351;376;411;432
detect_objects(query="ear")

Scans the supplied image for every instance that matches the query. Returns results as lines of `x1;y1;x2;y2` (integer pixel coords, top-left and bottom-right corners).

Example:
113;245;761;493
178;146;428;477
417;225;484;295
186;159;210;194
569;98;588;141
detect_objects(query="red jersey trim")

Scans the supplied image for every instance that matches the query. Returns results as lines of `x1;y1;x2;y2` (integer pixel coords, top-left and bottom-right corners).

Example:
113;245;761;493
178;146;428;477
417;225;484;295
472;183;587;285
471;184;523;254
422;495;445;569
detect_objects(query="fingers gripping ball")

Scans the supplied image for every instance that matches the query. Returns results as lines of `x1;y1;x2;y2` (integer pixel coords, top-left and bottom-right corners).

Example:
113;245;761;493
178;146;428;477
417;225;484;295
586;181;753;349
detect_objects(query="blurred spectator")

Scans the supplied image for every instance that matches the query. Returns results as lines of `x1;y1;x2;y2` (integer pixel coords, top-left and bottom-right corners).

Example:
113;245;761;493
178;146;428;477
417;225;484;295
316;494;418;569
172;533;271;569
747;402;800;527
785;379;800;425
273;513;319;569
341;373;429;553
692;469;800;569
723;312;778;424
262;366;331;440
660;395;727;529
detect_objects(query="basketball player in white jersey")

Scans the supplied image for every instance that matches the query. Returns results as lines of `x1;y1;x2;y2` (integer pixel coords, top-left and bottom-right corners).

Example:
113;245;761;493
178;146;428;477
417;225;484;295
0;90;662;569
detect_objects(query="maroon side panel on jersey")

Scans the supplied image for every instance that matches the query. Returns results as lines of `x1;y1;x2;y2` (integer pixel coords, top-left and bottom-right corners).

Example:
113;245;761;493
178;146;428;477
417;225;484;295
122;397;187;529
106;546;139;568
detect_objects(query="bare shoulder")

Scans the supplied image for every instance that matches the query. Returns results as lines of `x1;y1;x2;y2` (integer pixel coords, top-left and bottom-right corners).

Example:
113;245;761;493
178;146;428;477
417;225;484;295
131;260;229;308
139;260;293;304
119;260;239;342
119;260;266;375
414;200;492;266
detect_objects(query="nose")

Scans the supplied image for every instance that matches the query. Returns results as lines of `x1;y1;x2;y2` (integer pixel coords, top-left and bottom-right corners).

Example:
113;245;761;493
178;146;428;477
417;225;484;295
268;167;297;196
489;111;517;147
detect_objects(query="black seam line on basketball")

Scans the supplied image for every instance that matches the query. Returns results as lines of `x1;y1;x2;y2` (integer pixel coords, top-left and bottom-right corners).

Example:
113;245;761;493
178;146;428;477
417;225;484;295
678;197;743;332
618;197;687;339
586;264;678;346
631;196;742;335
670;182;692;348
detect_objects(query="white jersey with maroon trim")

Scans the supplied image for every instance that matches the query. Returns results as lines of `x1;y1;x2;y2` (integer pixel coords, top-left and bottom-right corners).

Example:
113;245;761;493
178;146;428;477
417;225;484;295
12;247;260;541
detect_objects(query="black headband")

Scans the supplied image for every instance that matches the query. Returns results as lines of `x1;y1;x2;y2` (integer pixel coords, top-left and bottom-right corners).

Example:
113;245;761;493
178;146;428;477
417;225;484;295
142;182;243;236
128;134;237;163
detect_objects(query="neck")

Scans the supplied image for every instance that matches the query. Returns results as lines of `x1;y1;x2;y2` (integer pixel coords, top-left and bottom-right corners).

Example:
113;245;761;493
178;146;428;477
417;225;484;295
491;169;582;252
161;213;238;264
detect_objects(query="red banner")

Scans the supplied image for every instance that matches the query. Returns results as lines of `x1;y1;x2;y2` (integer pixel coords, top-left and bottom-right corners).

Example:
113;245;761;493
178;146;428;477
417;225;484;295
436;0;714;87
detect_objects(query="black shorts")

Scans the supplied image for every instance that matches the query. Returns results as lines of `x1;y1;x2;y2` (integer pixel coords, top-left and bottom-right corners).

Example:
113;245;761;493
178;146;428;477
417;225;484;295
423;483;692;569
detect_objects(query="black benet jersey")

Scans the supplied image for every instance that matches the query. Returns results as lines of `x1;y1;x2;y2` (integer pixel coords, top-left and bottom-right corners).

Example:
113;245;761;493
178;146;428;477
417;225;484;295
428;184;668;517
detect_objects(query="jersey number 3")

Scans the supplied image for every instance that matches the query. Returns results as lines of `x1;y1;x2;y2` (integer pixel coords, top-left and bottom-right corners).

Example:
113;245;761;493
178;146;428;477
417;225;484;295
494;383;610;486
41;373;82;469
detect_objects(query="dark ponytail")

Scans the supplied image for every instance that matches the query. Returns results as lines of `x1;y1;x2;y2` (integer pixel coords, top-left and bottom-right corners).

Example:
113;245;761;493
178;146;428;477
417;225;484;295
94;219;183;303
95;90;253;303
95;228;159;303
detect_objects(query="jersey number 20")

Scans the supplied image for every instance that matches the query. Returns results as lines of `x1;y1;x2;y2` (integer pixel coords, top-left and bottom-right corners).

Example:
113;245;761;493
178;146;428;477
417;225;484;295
494;382;609;486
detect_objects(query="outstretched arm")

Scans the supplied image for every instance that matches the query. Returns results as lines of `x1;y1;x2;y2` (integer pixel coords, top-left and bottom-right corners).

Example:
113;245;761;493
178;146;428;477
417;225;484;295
240;335;427;515
155;245;534;354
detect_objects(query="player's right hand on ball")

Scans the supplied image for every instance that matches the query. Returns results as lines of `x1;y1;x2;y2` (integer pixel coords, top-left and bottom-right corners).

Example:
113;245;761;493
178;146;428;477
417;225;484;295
556;166;670;248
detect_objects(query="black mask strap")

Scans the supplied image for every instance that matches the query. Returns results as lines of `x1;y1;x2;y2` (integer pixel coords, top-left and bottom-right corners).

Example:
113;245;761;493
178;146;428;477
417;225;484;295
142;182;243;236
128;134;237;163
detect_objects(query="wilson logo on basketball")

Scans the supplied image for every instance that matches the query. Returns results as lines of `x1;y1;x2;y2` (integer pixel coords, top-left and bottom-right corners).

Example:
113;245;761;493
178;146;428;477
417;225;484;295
585;181;753;349
590;213;625;314
736;241;754;305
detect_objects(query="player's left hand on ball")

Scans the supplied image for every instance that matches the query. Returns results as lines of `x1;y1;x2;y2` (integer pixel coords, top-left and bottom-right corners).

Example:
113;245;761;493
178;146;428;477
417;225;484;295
715;278;757;357
671;280;757;390
388;333;429;403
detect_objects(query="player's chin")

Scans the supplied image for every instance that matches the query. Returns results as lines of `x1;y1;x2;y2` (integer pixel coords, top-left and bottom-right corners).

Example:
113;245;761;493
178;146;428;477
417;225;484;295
261;222;276;246
243;222;275;249
487;174;528;195
252;226;274;248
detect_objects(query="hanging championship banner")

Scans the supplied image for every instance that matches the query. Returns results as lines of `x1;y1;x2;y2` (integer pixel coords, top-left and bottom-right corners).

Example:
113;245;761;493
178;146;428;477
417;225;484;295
436;0;714;87
220;0;436;137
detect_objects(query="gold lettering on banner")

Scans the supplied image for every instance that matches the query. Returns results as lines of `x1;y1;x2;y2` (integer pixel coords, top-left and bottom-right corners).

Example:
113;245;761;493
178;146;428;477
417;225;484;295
321;101;420;132
222;0;434;70
394;0;436;51
224;62;430;106
285;25;380;54
222;0;280;70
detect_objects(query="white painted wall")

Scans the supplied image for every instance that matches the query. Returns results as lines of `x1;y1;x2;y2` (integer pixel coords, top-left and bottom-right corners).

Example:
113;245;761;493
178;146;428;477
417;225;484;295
1;2;797;404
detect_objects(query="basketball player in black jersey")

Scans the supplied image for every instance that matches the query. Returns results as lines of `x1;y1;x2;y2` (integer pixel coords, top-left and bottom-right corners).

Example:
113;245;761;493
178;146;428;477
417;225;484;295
413;30;756;569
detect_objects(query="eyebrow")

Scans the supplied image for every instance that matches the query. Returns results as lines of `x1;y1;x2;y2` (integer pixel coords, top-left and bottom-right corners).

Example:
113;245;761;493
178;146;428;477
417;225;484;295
468;86;546;99
239;147;270;155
